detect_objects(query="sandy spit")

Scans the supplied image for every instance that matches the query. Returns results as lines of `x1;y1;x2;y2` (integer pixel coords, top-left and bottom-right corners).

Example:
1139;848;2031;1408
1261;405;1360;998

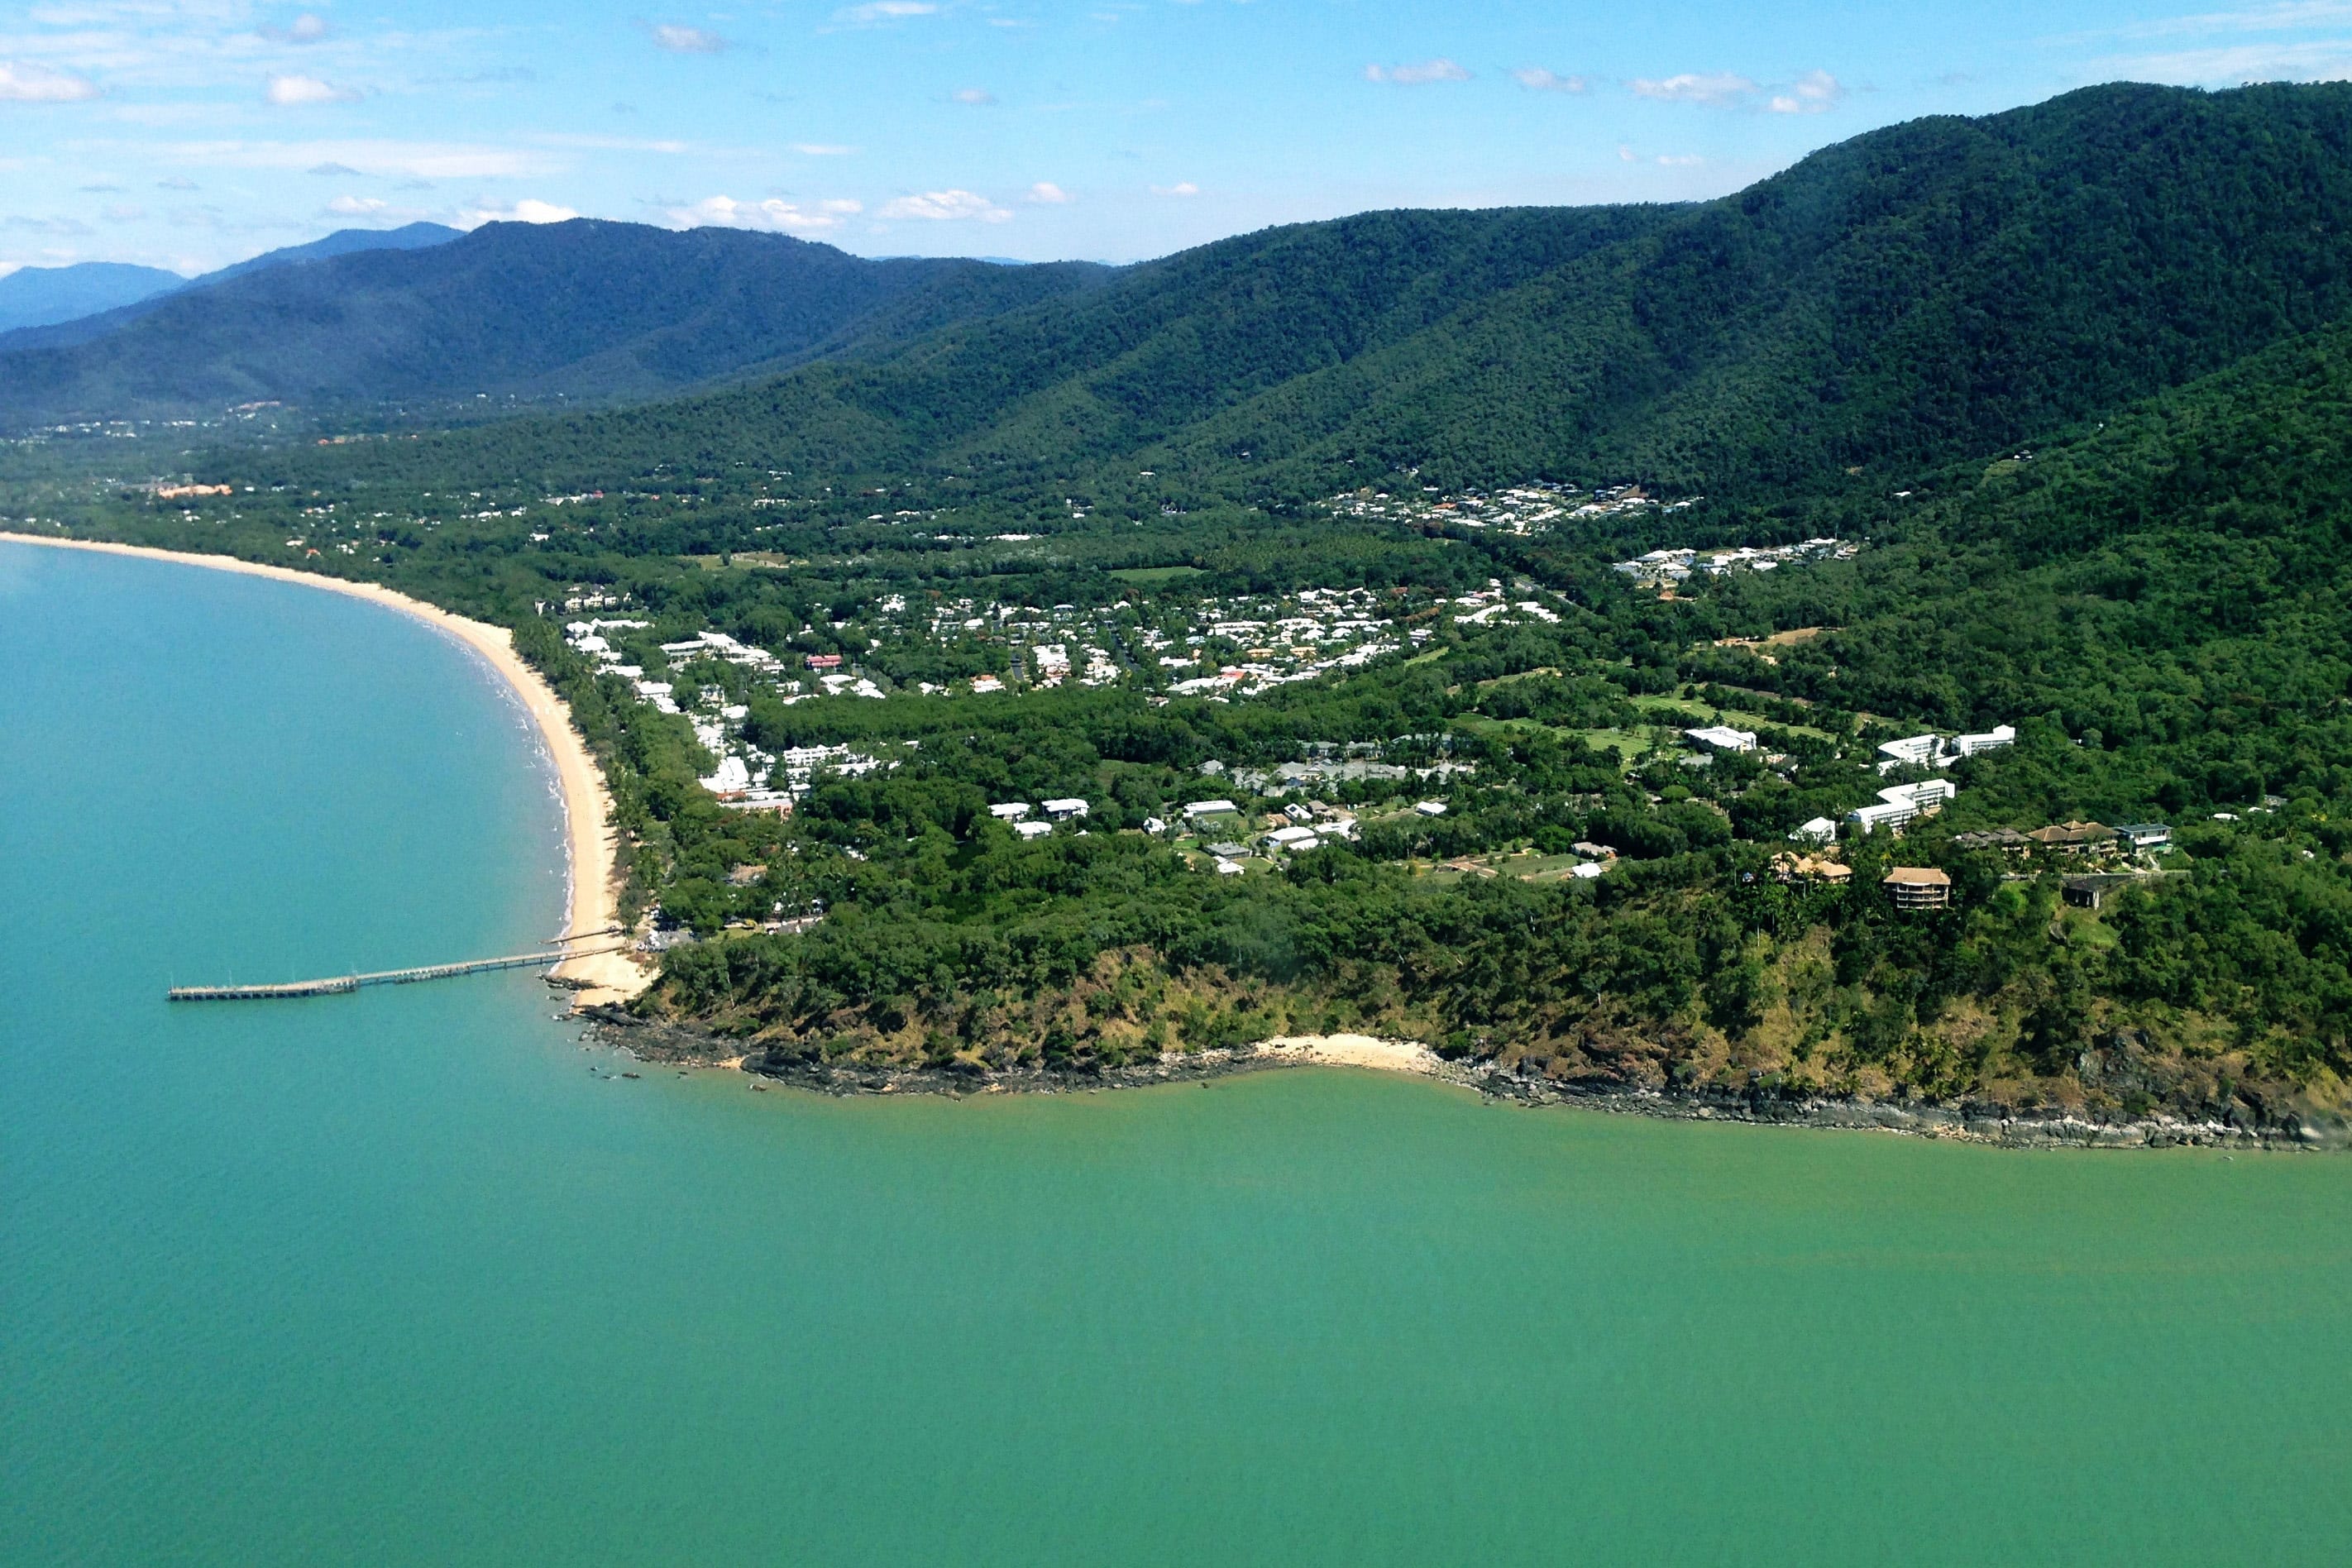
1;533;650;1007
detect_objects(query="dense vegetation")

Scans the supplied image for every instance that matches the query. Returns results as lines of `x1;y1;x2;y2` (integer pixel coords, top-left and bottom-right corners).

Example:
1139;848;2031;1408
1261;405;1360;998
9;80;2352;1132
155;80;2352;523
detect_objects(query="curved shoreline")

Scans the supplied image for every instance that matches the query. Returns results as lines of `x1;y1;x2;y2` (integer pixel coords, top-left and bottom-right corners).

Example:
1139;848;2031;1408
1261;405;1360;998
586;1011;2344;1150
0;532;649;1006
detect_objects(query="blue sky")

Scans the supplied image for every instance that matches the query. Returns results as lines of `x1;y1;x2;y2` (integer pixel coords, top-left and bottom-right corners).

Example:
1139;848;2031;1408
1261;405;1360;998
5;0;2352;276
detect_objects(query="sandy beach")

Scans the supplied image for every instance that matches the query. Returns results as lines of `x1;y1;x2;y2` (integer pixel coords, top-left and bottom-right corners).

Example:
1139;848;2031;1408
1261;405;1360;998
1252;1035;1445;1075
0;533;650;1006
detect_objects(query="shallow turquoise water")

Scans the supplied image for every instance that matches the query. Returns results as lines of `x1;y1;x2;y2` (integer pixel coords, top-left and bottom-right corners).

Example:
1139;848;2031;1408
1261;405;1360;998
4;541;2350;1566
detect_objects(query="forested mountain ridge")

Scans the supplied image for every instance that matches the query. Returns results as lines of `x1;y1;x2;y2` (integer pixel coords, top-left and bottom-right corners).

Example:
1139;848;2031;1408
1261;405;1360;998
0;223;462;355
279;81;2352;509
0;222;1111;426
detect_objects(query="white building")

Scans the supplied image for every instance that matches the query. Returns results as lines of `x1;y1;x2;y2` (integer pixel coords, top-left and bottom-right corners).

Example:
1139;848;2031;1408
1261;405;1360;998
1264;825;1322;851
1848;800;1916;835
1212;858;1245;876
1954;724;2016;757
698;756;752;796
1184;800;1240;820
1876;734;1945;770
1013;820;1054;840
1685;724;1759;753
988;802;1033;821
1414;801;1448;817
1789;816;1838;846
1041;797;1090;821
1884;778;1958;810
1847;778;1959;835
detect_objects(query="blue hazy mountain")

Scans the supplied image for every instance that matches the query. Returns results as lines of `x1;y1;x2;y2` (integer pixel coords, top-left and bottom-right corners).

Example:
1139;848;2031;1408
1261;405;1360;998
0;262;185;335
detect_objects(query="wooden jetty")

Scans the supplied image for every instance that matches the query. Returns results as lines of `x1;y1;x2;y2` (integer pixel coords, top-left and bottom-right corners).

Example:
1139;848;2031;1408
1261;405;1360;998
167;942;624;1002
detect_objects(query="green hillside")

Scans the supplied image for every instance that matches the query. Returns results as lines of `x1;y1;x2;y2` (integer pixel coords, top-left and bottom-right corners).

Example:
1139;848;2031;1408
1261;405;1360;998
613;311;2352;1128
289;81;2352;511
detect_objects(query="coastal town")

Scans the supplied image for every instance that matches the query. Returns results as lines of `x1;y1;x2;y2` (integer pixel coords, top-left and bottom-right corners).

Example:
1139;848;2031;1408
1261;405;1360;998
1328;480;1704;535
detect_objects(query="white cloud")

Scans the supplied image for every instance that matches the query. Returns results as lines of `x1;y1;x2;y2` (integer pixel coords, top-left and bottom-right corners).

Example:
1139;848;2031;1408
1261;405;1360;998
791;142;855;155
169;140;557;179
878;188;1011;222
155;174;198;189
327;194;386;214
307;160;362;176
2106;37;2352;79
3;213;93;234
1766;69;1844;113
530;133;690;153
100;202;143;221
648;24;730;53
1364;59;1471;84
952;87;996;104
0;60;101;102
2094;2;2352;40
1628;71;1756;104
1512;67;1587;93
460;198;580;227
1619;145;1704;165
262;12;330;44
267;74;359;106
1024;181;1071;203
838;0;938;19
1150;181;1199;196
667;194;859;233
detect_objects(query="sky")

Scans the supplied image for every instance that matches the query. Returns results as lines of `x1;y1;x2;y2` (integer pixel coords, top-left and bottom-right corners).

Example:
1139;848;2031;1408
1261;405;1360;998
6;0;2352;277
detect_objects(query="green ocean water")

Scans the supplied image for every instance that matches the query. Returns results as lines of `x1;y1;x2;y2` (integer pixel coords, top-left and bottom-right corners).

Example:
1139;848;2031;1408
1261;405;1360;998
3;540;2350;1566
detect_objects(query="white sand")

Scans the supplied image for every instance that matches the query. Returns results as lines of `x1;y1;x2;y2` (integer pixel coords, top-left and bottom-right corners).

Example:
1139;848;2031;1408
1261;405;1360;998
2;533;650;1006
1252;1034;1444;1075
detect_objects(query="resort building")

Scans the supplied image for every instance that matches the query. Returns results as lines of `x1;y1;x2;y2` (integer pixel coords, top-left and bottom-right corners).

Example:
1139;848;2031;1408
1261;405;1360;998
1883;867;1952;910
1954;724;2017;757
1847;778;1959;835
2027;821;2115;853
1876;734;1945;770
1772;853;1852;886
1789;816;1838;846
1685;724;1759;753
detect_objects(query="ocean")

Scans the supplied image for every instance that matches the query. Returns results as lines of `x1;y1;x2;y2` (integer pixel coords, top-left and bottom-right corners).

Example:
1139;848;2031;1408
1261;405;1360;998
5;539;2350;1565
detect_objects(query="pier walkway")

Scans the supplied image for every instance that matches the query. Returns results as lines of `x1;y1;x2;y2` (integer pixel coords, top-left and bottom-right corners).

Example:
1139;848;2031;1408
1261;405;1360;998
168;938;625;1002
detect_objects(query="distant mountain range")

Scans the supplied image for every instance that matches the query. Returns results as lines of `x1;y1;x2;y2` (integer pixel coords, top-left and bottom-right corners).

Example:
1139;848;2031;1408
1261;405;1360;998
0;222;1108;428
0;262;185;335
21;82;2352;518
0;223;461;351
268;80;2352;511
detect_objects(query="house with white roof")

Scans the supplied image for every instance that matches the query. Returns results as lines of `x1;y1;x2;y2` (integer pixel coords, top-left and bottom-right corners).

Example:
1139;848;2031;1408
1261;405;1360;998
1685;724;1759;753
